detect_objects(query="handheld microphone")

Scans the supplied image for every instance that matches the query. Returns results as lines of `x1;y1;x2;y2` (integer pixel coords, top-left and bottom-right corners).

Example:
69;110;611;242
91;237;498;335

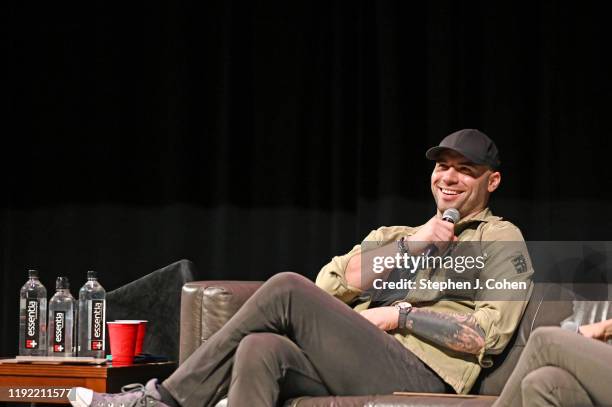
423;208;460;257
442;208;460;224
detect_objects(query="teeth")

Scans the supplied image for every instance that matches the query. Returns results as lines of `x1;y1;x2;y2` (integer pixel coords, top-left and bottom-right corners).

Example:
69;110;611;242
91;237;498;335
441;188;460;195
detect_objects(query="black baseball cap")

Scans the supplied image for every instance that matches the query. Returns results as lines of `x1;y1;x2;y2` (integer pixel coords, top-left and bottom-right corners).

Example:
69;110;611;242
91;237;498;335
425;129;501;170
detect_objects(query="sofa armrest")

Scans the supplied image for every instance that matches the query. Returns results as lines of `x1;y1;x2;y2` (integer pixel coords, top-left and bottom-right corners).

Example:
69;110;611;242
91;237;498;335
179;280;263;364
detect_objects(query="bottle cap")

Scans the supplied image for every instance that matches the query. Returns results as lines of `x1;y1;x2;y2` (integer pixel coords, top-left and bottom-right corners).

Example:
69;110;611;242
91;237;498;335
28;269;39;278
87;270;97;279
56;276;69;289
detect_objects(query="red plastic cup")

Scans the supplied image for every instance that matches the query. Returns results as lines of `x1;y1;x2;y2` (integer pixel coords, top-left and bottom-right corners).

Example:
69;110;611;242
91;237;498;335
107;321;139;365
116;320;147;355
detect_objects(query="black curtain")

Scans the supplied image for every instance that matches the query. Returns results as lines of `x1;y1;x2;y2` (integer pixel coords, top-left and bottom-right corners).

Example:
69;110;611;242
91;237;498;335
3;1;612;356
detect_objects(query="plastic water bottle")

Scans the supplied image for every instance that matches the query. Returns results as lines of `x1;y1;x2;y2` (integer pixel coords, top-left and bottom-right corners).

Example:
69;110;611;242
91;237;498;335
77;270;106;358
19;269;47;356
48;277;75;356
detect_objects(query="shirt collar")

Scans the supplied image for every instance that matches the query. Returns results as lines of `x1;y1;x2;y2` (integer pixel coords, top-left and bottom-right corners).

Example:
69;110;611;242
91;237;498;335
455;207;500;226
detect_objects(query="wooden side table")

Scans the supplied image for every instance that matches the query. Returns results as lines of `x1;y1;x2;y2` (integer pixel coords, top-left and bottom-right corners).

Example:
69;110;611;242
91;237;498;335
0;361;176;404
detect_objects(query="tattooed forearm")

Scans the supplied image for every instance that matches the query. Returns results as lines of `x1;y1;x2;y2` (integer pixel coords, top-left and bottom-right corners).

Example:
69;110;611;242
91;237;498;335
403;308;485;354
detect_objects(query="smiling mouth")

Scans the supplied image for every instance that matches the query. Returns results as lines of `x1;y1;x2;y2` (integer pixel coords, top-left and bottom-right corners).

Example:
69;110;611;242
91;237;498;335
439;187;464;196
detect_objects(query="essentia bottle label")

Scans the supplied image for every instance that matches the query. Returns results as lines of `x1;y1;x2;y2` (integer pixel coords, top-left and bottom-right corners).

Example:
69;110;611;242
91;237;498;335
24;292;40;349
90;299;104;350
52;311;66;353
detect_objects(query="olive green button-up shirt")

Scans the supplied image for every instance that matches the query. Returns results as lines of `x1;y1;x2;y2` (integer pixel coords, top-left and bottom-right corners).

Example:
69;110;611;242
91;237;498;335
315;208;534;394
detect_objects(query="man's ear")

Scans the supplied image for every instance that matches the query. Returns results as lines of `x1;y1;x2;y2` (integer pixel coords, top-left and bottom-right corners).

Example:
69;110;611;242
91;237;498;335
487;171;501;192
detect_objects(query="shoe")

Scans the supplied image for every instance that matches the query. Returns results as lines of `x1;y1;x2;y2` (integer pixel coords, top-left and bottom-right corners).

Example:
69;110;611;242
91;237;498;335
68;378;169;407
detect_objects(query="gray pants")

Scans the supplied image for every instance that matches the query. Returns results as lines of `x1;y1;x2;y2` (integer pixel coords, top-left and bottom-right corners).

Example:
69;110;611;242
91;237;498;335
163;272;446;407
494;326;612;407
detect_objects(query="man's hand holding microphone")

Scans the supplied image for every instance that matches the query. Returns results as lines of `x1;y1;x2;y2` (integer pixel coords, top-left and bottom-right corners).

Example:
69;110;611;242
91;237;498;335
406;208;460;257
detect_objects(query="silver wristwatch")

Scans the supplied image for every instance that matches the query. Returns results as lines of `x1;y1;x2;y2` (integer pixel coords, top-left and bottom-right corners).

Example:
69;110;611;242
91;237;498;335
395;301;413;329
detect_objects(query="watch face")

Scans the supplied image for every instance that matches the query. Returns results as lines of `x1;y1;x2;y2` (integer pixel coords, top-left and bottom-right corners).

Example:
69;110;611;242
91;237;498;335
396;302;411;310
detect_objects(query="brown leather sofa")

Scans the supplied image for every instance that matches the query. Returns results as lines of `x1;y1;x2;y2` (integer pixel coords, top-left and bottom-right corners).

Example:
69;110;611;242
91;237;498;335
179;280;578;406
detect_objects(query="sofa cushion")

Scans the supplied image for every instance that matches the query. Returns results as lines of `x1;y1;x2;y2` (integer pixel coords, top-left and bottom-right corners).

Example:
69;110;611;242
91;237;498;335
180;280;263;364
284;394;497;407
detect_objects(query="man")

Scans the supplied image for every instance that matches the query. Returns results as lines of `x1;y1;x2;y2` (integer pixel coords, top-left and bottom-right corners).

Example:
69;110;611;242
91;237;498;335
69;129;533;407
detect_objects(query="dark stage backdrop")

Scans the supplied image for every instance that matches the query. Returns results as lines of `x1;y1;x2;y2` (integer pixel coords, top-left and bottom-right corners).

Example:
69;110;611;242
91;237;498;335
3;1;612;356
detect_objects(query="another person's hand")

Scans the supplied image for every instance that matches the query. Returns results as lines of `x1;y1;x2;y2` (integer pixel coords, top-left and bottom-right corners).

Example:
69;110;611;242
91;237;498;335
605;319;612;341
579;319;612;341
360;307;400;331
406;215;457;255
